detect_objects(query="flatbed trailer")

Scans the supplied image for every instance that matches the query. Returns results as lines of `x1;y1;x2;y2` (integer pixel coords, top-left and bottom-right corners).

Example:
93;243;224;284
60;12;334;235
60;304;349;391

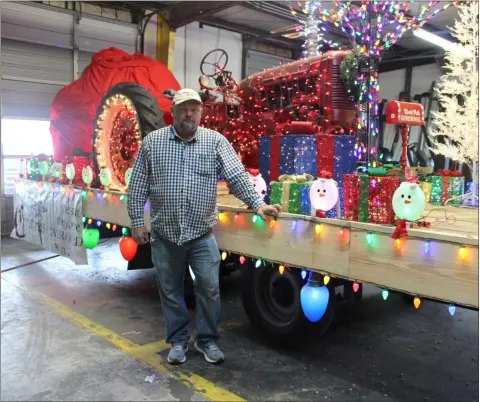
214;183;478;307
15;179;478;338
84;181;478;306
79;180;479;336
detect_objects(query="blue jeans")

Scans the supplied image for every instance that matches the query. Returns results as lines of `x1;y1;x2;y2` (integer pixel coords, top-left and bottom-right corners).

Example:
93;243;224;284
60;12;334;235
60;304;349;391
151;230;221;347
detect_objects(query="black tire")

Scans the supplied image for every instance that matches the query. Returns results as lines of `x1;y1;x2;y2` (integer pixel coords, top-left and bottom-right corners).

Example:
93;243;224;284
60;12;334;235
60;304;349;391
92;82;165;174
400;292;415;305
343;280;363;303
240;260;335;340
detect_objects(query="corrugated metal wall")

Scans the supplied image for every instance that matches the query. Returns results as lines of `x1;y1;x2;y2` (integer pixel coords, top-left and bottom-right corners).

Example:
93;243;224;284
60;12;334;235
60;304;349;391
0;1;140;234
1;1;139;119
245;49;293;77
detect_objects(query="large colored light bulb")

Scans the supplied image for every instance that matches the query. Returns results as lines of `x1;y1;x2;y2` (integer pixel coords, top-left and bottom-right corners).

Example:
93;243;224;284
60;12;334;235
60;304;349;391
300;273;330;323
82;228;100;249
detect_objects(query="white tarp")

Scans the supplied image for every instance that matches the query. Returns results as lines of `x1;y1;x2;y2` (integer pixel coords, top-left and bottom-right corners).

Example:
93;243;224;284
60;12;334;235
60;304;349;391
10;179;88;265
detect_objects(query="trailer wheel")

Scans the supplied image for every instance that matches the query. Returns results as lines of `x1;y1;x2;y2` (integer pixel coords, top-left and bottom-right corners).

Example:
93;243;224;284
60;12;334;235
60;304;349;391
240;260;335;339
400;292;415;305
92;82;165;191
343;281;363;303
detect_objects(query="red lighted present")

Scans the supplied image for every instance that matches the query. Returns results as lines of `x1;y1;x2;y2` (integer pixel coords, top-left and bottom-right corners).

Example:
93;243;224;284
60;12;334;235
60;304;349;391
344;173;401;224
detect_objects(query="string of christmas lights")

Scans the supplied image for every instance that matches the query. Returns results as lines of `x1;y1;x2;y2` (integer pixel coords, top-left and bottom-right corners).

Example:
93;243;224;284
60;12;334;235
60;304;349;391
217;209;474;264
234;52;357;166
14;177;474;315
218;248;461;316
94;94;141;192
315;0;460;165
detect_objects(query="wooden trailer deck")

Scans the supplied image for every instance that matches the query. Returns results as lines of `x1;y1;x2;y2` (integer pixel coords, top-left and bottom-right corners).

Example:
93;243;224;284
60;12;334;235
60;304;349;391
82;181;478;308
214;182;479;309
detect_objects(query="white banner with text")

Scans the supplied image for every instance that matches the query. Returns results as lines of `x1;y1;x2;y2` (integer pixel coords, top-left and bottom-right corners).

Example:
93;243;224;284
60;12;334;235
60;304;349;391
11;180;88;265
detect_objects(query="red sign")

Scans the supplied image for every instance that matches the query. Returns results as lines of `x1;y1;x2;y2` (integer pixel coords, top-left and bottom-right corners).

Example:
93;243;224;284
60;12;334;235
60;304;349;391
386;100;424;126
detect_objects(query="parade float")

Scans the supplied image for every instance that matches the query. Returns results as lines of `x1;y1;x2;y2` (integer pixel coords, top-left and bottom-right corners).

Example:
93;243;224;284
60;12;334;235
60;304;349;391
12;1;478;338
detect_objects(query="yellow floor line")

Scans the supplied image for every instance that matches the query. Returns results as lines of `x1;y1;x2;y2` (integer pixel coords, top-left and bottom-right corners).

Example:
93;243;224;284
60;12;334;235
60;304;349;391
136;318;248;355
135;340;170;355
3;277;245;402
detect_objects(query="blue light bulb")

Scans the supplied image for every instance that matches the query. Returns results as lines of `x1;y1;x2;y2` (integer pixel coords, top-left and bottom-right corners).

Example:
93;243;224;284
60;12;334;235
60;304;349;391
448;305;456;316
300;282;329;323
424;241;430;253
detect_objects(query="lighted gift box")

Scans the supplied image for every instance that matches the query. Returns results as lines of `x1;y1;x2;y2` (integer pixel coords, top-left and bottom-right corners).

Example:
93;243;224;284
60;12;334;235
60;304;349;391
427;172;464;206
405;166;433;178
269;174;314;215
325;186;344;219
419;181;432;203
259;134;357;188
344;173;401;224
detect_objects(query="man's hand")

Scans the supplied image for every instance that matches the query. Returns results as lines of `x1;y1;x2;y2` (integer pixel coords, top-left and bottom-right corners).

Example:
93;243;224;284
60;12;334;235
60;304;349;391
256;204;282;221
132;227;149;245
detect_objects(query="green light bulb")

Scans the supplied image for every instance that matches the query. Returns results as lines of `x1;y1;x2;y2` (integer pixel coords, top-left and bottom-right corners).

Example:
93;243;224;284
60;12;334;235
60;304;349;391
382;290;389;300
367;233;373;245
82;228;100;249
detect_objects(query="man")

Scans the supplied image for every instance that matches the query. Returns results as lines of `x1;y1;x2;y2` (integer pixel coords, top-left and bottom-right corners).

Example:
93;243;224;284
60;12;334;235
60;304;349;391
127;88;281;365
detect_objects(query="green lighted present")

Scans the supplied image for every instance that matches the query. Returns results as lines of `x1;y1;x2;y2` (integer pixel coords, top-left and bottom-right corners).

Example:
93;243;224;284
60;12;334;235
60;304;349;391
428;170;464;206
270;174;314;215
419;181;432;203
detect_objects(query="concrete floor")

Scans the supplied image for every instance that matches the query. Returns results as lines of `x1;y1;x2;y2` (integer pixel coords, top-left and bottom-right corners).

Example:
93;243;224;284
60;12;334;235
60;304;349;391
1;236;478;401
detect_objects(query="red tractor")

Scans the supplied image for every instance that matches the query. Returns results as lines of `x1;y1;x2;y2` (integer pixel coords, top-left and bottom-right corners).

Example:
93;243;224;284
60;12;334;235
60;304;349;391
199;49;359;168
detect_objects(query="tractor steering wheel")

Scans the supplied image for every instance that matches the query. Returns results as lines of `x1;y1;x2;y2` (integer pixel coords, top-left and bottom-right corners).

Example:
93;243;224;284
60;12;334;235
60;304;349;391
200;49;229;78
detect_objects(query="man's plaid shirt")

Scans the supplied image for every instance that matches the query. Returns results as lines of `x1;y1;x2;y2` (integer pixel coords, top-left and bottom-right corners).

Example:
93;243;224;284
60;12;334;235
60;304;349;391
127;126;265;245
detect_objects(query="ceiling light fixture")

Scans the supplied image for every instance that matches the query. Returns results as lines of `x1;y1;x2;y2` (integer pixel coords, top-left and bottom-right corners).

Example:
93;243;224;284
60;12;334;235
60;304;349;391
413;28;473;57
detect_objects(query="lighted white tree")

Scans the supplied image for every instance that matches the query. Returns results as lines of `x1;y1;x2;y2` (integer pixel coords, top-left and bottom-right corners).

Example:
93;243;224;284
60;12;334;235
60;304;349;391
429;1;479;206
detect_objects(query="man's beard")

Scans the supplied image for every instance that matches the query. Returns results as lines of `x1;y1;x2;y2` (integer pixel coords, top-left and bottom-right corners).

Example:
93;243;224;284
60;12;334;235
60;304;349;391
179;120;196;132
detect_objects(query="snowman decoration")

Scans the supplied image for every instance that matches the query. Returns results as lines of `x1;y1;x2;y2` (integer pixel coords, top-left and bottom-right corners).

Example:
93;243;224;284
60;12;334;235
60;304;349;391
391;180;426;239
38;158;51;181
248;169;267;200
309;172;339;218
125;167;133;189
65;163;76;185
82;166;94;188
99;166;112;189
50;162;64;182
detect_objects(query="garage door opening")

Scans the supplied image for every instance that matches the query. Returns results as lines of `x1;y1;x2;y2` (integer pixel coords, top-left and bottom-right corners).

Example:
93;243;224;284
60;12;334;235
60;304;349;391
1;118;53;195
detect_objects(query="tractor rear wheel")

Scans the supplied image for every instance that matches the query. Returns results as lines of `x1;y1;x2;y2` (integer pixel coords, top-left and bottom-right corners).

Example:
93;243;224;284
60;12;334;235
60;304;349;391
92;82;165;191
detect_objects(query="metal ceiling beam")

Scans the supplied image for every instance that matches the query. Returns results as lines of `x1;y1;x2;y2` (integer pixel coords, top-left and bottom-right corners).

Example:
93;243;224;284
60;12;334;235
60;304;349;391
168;1;238;30
199;17;304;50
243;1;350;45
243;1;300;24
90;2;169;12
